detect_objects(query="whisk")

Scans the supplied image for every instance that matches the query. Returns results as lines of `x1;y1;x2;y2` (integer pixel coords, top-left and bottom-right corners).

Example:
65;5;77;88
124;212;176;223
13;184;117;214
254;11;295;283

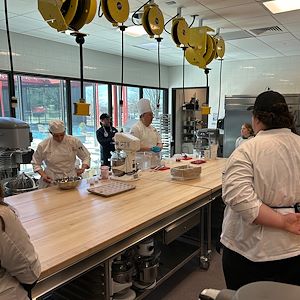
8;172;35;190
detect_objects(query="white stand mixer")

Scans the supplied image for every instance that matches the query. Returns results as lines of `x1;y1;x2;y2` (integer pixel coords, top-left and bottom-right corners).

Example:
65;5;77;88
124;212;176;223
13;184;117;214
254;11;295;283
111;133;140;181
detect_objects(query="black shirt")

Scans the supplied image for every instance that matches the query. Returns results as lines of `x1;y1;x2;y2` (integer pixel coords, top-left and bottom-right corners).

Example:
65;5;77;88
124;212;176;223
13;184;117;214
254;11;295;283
96;125;118;166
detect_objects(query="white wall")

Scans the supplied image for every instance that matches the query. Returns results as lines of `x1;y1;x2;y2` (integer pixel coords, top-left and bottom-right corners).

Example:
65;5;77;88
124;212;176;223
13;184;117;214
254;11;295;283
168;55;300;127
0;30;169;88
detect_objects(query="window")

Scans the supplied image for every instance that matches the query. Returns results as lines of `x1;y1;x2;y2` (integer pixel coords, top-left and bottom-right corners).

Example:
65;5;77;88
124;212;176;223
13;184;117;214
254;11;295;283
0;73;10;117
111;85;140;132
71;81;109;171
143;88;164;116
16;76;67;151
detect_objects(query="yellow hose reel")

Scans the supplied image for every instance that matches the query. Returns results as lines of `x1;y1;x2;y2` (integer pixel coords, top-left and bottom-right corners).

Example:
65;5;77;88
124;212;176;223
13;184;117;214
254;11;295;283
185;48;206;69
204;34;217;65
171;17;189;47
38;0;97;32
142;3;164;37
184;26;221;69
102;0;129;26
215;37;225;59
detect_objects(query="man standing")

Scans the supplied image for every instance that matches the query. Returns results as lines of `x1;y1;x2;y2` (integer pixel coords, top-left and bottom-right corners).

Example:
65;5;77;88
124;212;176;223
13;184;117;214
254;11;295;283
130;98;162;152
96;113;118;166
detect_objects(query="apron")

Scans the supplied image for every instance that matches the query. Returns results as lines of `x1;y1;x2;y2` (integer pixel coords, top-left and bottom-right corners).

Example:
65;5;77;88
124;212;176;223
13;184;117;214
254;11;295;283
38;140;78;188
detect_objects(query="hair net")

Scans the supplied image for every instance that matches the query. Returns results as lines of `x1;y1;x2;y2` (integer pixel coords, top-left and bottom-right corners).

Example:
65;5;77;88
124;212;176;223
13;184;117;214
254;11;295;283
49;120;65;134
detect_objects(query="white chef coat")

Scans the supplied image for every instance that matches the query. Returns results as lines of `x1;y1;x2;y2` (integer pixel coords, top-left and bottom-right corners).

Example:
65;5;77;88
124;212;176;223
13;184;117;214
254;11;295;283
31;135;91;188
0;205;41;300
130;120;162;149
235;135;254;148
221;128;300;262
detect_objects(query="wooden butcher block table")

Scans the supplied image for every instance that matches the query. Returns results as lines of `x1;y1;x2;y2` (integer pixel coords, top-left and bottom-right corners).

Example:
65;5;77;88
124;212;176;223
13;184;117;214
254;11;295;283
140;158;226;193
6;158;227;299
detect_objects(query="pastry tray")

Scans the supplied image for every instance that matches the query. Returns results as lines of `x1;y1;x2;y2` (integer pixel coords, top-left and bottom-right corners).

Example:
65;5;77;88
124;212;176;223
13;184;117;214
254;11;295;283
88;182;136;197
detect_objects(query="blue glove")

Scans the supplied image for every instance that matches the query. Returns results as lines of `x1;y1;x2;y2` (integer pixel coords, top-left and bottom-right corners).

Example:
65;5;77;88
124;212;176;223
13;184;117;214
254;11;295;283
151;146;161;153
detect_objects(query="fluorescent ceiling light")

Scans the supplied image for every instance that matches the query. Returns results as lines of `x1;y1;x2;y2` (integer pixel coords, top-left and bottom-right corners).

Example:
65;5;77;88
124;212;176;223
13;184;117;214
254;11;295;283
124;25;147;37
263;0;300;14
84;66;97;70
0;51;21;56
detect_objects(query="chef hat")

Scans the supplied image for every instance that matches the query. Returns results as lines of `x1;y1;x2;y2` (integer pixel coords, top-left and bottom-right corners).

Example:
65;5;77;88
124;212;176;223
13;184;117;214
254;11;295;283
49;120;65;134
137;98;152;116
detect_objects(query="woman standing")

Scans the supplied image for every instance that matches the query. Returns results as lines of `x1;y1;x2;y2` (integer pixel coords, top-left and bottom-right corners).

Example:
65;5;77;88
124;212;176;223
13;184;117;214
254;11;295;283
0;184;41;299
31;120;91;188
235;123;254;148
221;91;300;290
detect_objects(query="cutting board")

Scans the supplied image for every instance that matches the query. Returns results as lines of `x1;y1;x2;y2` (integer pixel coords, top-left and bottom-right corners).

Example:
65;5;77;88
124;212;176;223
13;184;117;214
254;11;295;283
88;182;136;197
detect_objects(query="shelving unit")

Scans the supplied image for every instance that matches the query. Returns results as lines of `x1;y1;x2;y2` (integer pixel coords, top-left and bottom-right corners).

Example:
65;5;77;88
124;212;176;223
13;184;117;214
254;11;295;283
181;107;200;153
152;114;172;158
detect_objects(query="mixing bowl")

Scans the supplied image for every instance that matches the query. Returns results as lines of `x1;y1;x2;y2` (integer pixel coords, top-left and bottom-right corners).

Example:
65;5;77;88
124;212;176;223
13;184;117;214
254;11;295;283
56;177;81;190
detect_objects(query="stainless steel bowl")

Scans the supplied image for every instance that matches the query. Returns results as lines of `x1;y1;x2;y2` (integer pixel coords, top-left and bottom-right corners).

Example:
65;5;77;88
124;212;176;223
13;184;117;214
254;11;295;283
56;177;81;190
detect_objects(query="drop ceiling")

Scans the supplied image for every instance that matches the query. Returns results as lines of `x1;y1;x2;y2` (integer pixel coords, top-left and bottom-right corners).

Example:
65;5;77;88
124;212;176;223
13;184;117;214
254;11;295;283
1;0;300;66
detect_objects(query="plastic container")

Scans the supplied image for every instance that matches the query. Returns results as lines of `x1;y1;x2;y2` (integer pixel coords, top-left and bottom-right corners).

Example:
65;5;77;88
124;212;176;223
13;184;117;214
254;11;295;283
136;152;152;170
101;165;109;179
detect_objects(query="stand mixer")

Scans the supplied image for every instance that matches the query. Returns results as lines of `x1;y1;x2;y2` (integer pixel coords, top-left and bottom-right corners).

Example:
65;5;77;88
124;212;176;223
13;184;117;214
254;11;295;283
111;133;140;181
0;118;35;194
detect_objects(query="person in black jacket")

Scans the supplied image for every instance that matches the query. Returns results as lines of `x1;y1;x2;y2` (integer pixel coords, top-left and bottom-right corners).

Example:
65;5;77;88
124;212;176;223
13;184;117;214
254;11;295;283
96;113;118;167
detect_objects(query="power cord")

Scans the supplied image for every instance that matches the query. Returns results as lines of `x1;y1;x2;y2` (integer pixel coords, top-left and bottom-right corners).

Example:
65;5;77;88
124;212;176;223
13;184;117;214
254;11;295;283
131;0;151;25
4;0;16;117
216;59;224;128
155;37;162;110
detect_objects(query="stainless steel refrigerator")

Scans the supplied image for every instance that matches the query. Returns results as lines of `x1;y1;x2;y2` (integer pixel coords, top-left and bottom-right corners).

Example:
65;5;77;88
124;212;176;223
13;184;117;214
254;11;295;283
223;94;300;158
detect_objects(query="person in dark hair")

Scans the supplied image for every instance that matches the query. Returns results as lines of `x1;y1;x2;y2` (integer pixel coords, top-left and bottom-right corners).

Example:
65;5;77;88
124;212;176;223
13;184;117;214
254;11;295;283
96;113;118;167
221;90;300;290
235;123;255;148
0;184;41;299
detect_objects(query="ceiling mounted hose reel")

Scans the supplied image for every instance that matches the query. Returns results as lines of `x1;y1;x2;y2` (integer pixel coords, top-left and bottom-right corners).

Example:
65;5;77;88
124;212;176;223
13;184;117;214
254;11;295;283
204;34;217;65
142;3;164;38
69;0;97;31
171;17;189;47
101;0;129;26
215;36;225;59
72;32;90;116
185;26;216;69
38;0;97;32
185;48;206;69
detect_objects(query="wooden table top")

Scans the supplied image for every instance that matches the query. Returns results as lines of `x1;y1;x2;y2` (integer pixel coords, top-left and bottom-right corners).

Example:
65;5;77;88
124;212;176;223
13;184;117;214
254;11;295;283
7;177;212;279
140;158;226;192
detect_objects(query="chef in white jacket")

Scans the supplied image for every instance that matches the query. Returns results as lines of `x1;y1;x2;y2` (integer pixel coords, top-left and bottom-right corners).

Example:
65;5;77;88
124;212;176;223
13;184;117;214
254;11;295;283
130;98;162;152
31;120;91;188
0;184;41;300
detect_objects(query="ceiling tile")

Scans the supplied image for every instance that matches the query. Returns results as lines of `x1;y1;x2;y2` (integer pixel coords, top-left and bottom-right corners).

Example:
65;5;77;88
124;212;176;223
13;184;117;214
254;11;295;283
272;10;300;24
1;0;300;66
214;2;270;22
0;0;36;14
257;33;296;43
196;0;254;10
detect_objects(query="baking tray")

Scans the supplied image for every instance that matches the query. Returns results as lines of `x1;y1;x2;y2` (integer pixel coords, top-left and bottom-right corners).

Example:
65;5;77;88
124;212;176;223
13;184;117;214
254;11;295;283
88;182;136;197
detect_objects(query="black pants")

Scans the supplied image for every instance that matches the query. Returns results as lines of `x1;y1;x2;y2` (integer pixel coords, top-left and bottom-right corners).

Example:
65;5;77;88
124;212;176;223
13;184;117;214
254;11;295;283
222;245;300;290
21;282;37;300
